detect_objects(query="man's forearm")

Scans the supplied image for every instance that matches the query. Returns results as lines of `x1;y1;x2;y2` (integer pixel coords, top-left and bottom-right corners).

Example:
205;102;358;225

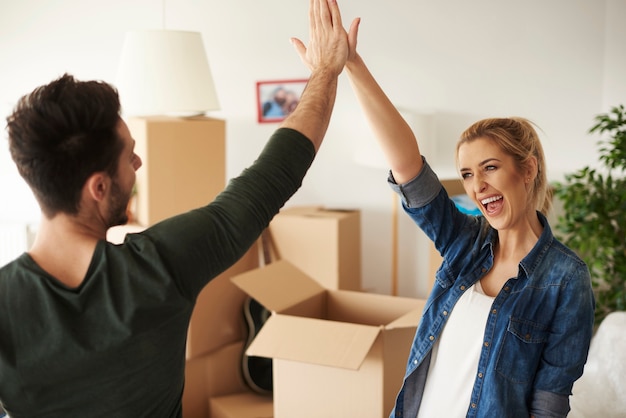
280;69;338;152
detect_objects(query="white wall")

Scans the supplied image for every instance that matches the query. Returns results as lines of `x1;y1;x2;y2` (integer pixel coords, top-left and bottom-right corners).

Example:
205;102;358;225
603;0;626;108
1;0;624;297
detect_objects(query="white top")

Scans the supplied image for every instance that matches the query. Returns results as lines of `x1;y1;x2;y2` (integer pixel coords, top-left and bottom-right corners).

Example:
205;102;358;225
417;281;495;418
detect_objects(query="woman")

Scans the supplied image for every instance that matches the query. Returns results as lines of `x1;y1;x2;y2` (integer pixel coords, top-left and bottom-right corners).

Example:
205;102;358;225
341;15;595;418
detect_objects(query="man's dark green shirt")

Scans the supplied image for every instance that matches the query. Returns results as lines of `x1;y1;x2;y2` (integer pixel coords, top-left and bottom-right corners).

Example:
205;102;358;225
0;128;315;417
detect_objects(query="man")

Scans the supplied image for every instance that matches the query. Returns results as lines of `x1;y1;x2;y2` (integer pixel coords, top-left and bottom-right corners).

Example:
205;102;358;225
0;0;349;416
262;86;288;117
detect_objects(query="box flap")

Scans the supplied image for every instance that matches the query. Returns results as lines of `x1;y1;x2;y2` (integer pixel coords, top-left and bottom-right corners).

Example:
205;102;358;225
246;314;382;370
386;304;426;330
327;291;424;326
279;205;356;220
231;260;325;313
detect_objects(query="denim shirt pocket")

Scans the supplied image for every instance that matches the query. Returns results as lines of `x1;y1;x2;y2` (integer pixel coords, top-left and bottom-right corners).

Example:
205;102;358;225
495;317;549;384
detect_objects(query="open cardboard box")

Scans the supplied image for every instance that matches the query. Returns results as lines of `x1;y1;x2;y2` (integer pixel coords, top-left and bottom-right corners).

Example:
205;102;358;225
232;260;426;418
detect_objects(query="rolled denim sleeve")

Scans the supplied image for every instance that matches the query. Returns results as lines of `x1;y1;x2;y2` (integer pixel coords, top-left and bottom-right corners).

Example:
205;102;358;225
387;157;443;209
531;390;570;418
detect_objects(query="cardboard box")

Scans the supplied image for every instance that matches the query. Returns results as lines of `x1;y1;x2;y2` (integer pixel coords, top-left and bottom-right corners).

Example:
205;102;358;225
269;206;361;291
186;244;260;359
183;341;249;417
209;392;273;418
128;116;226;226
232;260;426;418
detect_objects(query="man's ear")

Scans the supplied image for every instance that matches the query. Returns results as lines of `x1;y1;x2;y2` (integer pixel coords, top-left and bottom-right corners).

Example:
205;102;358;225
84;172;110;202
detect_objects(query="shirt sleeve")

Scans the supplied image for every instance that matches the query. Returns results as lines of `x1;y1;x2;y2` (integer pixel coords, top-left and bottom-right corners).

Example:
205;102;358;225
531;261;595;417
387;157;443;209
132;127;316;298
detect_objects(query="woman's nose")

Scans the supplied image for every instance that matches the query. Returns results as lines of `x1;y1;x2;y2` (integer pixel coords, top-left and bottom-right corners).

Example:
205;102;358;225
473;175;487;194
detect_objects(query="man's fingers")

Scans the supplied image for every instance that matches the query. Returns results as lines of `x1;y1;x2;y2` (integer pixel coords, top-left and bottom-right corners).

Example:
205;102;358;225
327;0;343;30
309;0;317;37
317;0;332;30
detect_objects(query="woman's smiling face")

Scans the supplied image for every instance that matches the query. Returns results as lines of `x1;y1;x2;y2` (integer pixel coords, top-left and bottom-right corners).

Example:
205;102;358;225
457;137;534;232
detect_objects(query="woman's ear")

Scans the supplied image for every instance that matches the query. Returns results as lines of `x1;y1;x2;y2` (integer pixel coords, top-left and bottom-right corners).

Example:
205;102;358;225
525;156;538;183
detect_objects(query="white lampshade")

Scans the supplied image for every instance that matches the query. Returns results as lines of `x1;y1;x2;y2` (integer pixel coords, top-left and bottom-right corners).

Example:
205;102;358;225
116;30;220;117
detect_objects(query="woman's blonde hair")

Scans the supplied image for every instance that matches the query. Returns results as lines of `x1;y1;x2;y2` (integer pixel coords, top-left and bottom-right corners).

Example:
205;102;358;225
456;117;552;216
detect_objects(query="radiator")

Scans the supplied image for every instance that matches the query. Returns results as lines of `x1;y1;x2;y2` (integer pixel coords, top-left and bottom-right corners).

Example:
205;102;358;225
0;222;30;267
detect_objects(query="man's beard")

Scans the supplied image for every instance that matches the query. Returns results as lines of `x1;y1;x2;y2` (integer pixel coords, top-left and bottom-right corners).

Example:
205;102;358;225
107;180;131;228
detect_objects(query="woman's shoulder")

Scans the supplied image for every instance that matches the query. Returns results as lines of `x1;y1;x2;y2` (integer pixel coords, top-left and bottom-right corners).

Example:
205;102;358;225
546;235;588;269
529;235;591;291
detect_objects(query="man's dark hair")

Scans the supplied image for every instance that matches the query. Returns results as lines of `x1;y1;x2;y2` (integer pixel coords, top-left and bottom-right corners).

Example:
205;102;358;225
6;73;124;218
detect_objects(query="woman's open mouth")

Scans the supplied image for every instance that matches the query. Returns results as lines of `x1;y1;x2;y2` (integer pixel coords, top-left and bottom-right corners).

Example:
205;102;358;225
481;195;503;215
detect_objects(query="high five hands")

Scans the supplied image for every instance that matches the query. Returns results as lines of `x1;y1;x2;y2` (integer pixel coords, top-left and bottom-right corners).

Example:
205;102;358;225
291;0;360;76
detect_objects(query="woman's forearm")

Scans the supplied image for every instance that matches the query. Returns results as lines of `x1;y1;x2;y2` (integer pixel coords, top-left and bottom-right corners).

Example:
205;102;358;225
345;53;423;183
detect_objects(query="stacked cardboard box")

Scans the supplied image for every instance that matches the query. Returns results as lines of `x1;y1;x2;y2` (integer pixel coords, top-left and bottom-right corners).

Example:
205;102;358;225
128;116;226;226
268;206;361;291
209;392;273;418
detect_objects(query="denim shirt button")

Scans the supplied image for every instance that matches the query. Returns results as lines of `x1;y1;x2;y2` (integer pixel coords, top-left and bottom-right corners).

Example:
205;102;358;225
492;309;497;314
484;341;490;347
414;359;418;365
481;267;487;273
429;335;435;341
443;310;448;316
478;372;483;378
471;403;477;408
460;285;466;291
504;286;510;292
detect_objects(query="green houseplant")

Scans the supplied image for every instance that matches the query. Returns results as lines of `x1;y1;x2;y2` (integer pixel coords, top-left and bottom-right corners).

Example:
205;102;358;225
554;104;626;326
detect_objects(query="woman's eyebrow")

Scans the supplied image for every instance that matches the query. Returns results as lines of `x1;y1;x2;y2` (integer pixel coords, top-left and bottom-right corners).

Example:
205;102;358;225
459;158;501;173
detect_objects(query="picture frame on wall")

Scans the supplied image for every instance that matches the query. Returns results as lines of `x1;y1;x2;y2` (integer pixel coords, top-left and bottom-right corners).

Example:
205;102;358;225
256;79;308;123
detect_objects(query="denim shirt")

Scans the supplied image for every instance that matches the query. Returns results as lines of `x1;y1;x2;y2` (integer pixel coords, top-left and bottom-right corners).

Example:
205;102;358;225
388;160;595;418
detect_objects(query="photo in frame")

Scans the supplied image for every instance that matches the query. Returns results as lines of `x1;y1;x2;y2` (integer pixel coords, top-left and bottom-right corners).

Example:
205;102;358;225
256;79;309;123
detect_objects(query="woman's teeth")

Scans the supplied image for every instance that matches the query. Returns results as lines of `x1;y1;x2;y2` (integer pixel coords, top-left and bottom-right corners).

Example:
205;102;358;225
481;195;503;205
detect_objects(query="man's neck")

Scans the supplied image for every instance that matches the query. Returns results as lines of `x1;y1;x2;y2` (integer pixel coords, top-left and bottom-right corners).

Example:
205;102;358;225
28;214;106;288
